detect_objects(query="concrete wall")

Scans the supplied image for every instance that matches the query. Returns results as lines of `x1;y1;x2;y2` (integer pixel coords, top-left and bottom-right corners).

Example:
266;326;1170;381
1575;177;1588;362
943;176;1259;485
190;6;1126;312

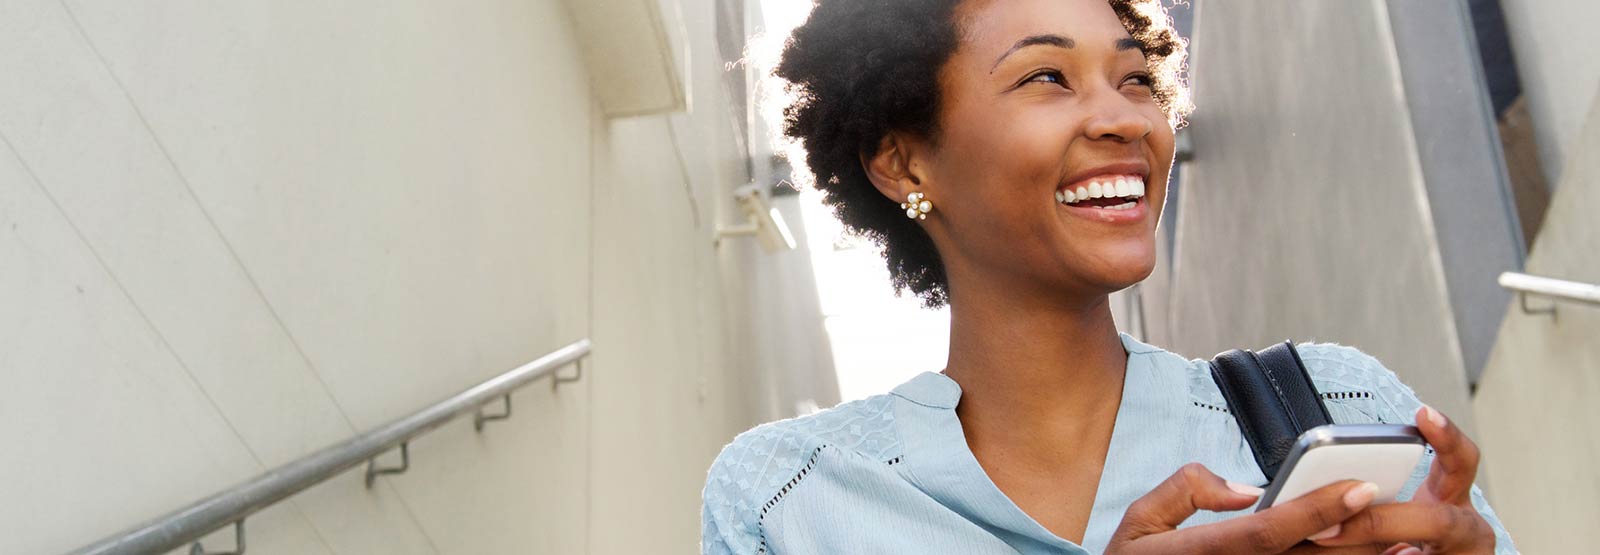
1499;0;1600;185
1471;92;1600;554
1386;1;1523;385
0;0;821;553
1144;0;1478;425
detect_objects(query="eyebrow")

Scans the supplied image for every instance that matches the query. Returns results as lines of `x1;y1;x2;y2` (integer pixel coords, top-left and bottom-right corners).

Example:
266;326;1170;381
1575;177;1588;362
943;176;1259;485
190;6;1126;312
990;35;1147;72
990;34;1074;71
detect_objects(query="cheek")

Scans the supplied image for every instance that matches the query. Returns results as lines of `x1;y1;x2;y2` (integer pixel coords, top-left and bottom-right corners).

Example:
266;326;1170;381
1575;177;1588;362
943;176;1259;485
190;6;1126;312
1145;115;1178;183
1142;105;1178;158
972;113;1075;200
941;108;1067;206
1152;127;1177;164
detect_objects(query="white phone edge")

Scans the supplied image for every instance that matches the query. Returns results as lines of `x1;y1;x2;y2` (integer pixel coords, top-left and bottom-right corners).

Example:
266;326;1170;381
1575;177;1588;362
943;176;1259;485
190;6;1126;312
1254;424;1426;511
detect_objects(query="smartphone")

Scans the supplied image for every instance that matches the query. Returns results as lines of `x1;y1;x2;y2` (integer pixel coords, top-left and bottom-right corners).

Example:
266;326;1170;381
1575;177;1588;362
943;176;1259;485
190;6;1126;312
1255;424;1427;511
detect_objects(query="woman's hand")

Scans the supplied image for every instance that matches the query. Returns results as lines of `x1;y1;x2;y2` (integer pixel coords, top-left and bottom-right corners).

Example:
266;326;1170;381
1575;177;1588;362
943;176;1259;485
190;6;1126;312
1307;406;1496;554
1107;463;1384;554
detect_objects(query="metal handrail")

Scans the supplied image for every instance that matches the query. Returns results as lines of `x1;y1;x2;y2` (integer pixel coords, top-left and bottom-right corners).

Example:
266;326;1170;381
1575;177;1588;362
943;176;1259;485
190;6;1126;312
65;339;592;555
1499;272;1600;306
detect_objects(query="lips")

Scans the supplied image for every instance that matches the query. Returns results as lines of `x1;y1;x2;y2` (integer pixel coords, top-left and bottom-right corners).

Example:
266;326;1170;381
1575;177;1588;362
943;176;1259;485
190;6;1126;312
1051;172;1150;224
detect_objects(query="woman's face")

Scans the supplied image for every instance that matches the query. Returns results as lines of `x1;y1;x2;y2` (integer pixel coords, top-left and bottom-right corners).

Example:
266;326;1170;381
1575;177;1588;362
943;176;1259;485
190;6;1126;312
911;0;1175;299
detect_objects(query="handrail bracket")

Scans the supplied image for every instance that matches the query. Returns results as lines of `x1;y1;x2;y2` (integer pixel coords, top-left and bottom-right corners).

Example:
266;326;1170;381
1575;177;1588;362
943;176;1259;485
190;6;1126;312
552;359;584;391
189;519;245;555
1517;290;1558;321
474;395;513;432
364;442;410;489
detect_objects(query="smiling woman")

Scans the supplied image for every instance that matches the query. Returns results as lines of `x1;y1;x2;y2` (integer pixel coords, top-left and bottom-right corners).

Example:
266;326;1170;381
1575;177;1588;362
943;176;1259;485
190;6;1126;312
702;1;1517;554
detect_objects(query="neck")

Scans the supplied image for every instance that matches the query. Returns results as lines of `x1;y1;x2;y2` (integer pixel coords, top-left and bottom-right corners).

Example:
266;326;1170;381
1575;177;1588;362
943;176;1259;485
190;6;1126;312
941;272;1129;456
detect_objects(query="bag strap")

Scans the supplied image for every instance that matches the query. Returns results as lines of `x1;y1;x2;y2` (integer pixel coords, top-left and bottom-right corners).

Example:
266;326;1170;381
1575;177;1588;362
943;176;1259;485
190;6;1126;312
1208;341;1334;483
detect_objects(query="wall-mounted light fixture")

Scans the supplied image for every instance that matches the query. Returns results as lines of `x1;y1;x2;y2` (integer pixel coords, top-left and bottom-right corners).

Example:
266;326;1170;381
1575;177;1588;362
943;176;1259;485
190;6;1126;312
715;183;797;253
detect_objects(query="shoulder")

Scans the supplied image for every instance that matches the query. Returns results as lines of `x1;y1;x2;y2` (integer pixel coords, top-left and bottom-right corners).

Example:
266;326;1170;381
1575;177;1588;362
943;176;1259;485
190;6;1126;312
707;392;901;481
708;393;901;473
1292;342;1401;392
1154;336;1425;425
701;393;902;553
1293;341;1426;425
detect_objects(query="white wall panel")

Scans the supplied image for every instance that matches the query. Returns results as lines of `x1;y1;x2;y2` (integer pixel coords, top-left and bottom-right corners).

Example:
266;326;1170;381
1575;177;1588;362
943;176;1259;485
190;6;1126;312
56;0;594;430
0;136;329;555
0;0;356;472
1500;0;1600;184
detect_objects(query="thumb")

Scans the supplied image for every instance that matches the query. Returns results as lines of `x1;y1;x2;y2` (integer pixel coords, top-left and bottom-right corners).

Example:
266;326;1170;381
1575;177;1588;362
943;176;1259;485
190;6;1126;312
1114;463;1262;541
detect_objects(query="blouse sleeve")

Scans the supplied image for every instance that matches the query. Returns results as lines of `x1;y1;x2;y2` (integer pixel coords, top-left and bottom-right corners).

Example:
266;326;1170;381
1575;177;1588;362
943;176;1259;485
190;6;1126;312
702;423;814;555
1298;344;1520;554
701;438;770;555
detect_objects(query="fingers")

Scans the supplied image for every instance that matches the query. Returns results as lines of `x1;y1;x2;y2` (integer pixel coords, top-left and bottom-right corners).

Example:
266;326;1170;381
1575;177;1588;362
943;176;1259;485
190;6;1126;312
1112;463;1262;543
1148;480;1380;554
1310;501;1493;550
1381;544;1420;555
1281;545;1388;555
1415;405;1481;503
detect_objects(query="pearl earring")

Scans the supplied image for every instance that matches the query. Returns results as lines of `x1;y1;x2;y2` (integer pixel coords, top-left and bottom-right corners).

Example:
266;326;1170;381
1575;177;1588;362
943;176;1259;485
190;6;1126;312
901;191;932;220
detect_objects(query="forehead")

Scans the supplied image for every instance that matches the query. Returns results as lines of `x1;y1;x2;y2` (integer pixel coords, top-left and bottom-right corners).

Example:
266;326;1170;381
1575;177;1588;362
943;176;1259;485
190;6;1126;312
955;0;1133;56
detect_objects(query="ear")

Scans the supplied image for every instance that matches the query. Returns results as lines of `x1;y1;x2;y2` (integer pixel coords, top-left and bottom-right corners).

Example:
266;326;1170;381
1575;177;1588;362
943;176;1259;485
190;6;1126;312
860;131;931;206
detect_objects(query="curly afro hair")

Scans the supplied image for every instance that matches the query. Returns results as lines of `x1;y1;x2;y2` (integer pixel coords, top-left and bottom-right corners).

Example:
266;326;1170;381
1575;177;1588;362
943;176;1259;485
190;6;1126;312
775;0;1191;308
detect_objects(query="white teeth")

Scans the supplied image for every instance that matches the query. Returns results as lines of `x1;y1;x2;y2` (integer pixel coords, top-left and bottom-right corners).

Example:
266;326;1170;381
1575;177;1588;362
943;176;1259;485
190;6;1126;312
1058;176;1148;206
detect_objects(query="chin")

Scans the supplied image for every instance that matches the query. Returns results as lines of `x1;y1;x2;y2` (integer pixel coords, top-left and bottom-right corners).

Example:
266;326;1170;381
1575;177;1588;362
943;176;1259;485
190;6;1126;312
1075;246;1157;292
1098;264;1156;292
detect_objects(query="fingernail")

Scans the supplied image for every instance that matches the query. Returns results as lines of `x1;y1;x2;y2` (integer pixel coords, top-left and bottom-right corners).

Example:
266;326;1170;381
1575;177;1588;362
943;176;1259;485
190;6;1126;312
1226;481;1264;497
1399;548;1423;555
1423;405;1447;428
1344;481;1379;510
1308;523;1340;541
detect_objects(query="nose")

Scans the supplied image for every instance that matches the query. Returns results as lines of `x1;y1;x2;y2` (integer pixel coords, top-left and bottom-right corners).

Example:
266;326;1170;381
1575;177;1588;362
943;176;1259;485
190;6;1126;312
1083;88;1153;143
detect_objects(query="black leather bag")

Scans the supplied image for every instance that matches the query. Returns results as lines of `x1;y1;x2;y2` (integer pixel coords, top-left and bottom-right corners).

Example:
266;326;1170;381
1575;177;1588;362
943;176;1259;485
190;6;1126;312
1208;341;1334;484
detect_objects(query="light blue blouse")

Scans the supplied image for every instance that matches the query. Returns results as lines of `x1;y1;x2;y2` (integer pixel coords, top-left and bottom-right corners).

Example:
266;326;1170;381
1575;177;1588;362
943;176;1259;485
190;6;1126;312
701;334;1518;554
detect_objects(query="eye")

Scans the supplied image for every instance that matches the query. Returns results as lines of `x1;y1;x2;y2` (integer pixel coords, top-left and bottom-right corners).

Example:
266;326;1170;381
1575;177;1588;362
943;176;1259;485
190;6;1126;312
1123;73;1154;88
1024;69;1068;88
